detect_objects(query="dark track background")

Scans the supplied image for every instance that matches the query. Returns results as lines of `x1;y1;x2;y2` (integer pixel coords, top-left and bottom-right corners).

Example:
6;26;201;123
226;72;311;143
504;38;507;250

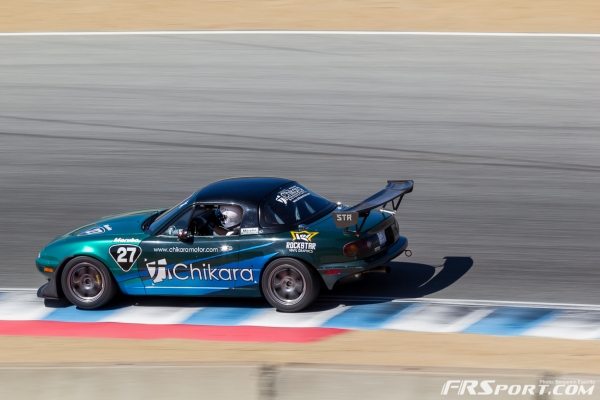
1;34;599;303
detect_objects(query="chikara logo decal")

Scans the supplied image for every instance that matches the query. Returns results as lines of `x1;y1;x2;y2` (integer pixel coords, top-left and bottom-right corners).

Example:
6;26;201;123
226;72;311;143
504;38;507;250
145;258;254;284
109;245;142;272
146;258;168;283
79;224;112;236
275;185;309;205
286;230;319;253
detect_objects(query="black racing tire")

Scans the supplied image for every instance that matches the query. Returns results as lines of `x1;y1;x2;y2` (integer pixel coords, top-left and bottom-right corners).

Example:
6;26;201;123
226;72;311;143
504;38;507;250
60;256;117;309
261;258;320;313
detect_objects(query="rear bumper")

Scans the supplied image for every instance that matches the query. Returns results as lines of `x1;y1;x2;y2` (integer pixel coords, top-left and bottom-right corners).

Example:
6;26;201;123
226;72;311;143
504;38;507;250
318;236;408;290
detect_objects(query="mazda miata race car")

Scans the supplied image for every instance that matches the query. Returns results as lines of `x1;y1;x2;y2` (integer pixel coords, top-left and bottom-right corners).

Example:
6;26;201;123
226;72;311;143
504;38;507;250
36;177;413;312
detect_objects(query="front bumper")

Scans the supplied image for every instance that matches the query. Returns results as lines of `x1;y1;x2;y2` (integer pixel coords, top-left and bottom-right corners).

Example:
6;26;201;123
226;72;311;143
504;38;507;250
318;235;408;290
37;276;61;300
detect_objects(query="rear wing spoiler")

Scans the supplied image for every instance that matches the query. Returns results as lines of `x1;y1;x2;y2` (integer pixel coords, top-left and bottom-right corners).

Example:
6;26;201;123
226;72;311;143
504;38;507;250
332;180;414;231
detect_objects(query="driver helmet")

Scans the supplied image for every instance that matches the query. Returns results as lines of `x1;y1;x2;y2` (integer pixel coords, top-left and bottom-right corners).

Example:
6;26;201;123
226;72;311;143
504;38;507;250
219;205;242;229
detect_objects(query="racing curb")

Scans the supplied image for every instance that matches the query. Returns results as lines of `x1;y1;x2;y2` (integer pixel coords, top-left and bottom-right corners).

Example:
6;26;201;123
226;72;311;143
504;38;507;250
1;290;600;341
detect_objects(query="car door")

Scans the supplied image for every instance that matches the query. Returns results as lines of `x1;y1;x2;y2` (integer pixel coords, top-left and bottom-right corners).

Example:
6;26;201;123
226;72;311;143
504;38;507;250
139;204;239;296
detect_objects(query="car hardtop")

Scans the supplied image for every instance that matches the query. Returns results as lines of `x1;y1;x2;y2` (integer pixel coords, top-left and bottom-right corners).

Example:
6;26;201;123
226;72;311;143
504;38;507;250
186;177;336;234
192;177;295;206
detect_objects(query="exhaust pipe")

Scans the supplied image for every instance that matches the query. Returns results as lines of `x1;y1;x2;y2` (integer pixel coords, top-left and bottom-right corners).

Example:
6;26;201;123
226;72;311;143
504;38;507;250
350;265;390;280
363;265;390;274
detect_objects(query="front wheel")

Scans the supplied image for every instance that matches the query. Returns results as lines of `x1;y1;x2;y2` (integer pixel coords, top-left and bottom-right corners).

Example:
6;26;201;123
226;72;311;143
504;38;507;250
61;256;117;309
261;258;320;312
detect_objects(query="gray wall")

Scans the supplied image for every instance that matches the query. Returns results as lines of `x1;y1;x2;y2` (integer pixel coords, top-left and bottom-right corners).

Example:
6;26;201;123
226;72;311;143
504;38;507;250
0;364;596;400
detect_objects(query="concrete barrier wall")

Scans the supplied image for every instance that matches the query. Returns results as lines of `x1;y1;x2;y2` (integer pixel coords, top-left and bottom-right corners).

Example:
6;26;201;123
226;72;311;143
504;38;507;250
0;364;596;400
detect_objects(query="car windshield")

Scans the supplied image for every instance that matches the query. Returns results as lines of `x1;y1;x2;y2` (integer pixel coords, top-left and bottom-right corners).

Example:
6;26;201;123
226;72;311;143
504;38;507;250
147;195;193;232
260;184;334;227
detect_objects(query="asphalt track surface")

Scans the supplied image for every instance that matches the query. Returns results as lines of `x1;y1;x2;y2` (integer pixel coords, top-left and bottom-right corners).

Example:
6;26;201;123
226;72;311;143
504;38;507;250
0;34;599;305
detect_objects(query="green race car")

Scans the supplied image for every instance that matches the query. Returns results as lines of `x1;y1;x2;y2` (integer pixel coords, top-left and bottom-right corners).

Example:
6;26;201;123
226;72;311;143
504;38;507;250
36;177;413;312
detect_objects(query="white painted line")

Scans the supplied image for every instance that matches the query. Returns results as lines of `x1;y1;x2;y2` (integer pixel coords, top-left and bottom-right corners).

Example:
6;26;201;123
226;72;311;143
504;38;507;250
0;292;53;320
325;295;600;311
4;289;600;311
384;304;493;333
240;305;348;328
524;311;600;340
0;31;599;38
100;306;201;325
390;297;600;311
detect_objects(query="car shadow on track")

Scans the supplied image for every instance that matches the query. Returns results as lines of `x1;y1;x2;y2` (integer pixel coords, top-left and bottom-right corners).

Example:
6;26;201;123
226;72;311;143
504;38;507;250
327;256;473;299
307;256;474;311
44;257;473;312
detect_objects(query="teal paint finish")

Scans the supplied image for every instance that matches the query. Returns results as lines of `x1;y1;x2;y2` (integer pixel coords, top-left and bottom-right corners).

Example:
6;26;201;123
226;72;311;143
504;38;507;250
36;210;157;295
37;178;412;301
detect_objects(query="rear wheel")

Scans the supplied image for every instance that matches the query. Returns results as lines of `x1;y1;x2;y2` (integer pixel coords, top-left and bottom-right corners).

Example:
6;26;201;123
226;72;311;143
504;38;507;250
61;256;116;309
261;258;320;312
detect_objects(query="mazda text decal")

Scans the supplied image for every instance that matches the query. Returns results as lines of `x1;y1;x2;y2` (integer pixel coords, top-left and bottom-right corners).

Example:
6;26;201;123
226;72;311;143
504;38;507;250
286;230;318;253
109;245;142;272
113;237;141;244
145;258;254;284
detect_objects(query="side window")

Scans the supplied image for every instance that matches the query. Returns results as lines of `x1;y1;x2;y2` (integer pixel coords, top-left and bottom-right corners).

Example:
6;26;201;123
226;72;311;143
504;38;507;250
159;207;194;237
189;207;216;237
259;183;334;228
190;204;244;237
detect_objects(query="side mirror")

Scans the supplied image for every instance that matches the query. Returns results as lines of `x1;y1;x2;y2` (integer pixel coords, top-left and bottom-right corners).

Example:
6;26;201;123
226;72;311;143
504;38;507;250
177;229;192;242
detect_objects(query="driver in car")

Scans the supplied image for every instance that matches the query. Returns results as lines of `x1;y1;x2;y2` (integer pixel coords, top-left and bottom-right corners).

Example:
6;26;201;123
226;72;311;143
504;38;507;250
212;205;242;236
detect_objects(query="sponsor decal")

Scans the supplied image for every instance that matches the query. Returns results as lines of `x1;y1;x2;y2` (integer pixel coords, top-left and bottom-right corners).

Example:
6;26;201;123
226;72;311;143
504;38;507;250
153;245;232;254
79;224;112;236
275;185;309;205
109;245;142;272
332;211;358;228
290;231;318;242
241;227;260;235
441;379;595;397
146;258;168;283
286;230;319;253
113;237;141;244
145;258;254;285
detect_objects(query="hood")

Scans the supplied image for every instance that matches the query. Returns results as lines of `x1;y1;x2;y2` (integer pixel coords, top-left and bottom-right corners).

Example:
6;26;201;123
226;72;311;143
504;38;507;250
69;209;161;237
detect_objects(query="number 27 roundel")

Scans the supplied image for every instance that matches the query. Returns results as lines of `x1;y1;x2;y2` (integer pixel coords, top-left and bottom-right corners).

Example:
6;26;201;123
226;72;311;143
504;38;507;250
109;245;142;272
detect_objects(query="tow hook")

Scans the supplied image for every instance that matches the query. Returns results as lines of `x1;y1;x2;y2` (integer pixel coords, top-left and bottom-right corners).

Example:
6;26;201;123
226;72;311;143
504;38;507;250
404;249;412;257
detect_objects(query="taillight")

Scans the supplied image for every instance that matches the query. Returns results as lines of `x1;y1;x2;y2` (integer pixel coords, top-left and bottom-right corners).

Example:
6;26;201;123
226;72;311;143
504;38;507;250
343;241;360;257
343;236;379;258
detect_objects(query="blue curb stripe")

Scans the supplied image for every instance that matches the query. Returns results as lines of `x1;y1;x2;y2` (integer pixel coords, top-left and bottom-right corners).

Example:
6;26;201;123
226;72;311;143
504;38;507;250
183;307;266;326
43;306;117;322
464;307;557;336
322;302;415;330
